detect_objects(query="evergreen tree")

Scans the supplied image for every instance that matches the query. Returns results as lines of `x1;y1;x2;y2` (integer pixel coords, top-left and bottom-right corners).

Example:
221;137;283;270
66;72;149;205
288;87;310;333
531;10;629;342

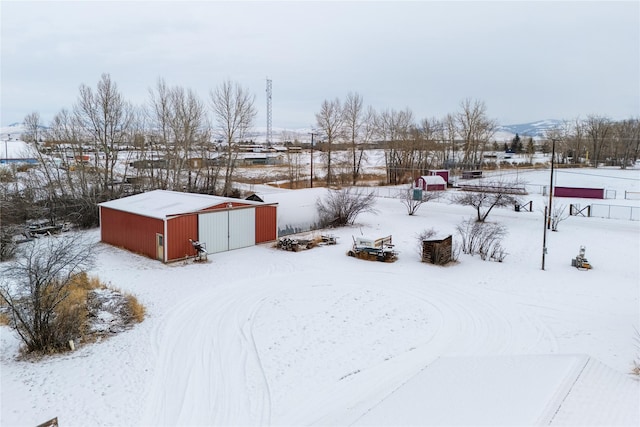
510;133;521;152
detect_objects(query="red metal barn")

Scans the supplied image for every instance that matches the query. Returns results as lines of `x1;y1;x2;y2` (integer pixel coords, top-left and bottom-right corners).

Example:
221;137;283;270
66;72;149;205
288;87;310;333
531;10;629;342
415;175;447;191
554;187;605;199
99;190;278;263
428;169;449;185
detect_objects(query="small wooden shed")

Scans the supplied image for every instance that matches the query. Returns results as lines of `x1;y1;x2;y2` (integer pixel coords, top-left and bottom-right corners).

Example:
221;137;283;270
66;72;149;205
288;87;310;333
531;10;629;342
422;235;453;265
415;175;447;191
99;190;278;263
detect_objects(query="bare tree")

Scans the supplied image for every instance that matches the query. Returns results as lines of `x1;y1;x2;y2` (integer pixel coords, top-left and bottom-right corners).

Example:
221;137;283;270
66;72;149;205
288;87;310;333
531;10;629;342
22;111;44;145
74;73;134;198
315;98;344;186
455;99;497;168
374;107;415;184
316;188;377;227
420;116;444;169
611;118;639;168
0;233;95;353
456;218;508;261
454;179;523;222
442;113;457;168
584;115;612;167
550;204;569;231
210;80;257;196
342;92;368;185
146;78;174;189
398;184;438;215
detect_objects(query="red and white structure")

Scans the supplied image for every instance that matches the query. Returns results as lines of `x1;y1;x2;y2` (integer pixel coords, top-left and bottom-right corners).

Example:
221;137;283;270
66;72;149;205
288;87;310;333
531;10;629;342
415;175;447;191
99;190;278;263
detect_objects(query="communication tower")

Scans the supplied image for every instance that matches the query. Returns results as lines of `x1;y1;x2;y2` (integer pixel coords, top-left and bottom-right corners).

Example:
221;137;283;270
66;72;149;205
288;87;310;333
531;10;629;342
266;78;273;146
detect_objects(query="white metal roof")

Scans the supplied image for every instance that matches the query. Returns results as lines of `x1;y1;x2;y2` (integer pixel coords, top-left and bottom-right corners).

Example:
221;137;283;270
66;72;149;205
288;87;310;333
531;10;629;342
99;190;268;220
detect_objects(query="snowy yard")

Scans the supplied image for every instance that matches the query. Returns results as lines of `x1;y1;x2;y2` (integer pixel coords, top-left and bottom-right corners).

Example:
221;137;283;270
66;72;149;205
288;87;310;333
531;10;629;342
1;167;639;426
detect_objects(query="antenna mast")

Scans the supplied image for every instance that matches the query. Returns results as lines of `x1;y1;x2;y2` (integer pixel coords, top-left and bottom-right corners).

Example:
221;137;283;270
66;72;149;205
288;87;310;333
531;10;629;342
266;78;273;146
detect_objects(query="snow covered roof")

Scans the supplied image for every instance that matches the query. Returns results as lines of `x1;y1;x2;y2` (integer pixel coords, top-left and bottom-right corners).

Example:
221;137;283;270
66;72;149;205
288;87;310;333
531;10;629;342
0;139;37;160
417;175;446;185
353;354;638;426
99;189;269;220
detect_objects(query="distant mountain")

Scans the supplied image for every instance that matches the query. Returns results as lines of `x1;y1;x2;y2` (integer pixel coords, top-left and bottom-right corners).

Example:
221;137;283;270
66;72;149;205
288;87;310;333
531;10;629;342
0;122;26;139
497;119;563;139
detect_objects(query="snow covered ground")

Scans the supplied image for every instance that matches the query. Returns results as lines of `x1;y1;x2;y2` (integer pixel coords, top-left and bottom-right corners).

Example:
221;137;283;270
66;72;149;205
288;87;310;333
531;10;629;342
1;167;639;426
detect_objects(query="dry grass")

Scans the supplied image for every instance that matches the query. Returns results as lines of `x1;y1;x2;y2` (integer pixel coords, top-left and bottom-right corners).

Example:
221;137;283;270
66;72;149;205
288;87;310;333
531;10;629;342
0;300;10;326
632;327;640;377
123;293;146;324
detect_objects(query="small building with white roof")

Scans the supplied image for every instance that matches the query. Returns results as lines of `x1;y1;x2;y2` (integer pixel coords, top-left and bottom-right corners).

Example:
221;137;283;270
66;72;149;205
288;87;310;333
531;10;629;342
99;190;277;262
414;175;447;191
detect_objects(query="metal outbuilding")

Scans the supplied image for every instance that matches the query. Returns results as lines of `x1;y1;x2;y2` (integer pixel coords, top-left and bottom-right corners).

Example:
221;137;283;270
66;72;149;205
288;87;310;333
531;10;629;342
99;190;278;262
415;175;447;191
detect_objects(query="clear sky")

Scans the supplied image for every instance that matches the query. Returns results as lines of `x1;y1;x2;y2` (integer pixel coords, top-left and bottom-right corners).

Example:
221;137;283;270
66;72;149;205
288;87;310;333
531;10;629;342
1;0;639;130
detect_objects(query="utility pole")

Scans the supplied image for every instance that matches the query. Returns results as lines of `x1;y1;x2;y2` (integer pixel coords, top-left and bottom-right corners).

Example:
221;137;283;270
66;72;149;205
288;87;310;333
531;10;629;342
309;132;316;188
547;138;556;229
542;205;548;270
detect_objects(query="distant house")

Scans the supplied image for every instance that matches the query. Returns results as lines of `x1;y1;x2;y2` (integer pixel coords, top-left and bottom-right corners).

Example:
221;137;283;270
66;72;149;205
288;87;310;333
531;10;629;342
462;170;483;179
99;190;278;263
415;175;447;191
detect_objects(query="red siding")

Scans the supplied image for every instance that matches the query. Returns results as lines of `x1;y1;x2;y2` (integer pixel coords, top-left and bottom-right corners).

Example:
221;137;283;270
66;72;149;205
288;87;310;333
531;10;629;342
166;214;198;261
100;207;163;260
429;170;449;184
255;205;277;243
554;187;604;199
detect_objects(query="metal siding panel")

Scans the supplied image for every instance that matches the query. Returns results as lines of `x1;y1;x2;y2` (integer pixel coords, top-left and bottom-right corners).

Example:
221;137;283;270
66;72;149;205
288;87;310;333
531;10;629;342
255;205;277;243
100;207;163;259
554;187;605;199
167;215;198;261
198;211;229;253
229;208;255;250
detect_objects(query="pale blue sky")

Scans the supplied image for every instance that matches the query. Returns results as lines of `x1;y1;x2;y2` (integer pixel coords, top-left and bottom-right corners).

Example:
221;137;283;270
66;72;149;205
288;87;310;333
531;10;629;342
1;1;638;129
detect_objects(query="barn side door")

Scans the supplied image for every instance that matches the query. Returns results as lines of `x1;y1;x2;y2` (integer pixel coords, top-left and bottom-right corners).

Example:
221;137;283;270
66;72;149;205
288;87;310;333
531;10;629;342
156;233;164;261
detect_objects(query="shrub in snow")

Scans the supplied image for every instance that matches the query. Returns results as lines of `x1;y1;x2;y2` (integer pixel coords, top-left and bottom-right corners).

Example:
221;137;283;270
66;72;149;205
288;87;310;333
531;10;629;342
456;218;508;262
632;327;640;377
316;187;377;227
453;179;524;222
399;185;437;216
0;235;145;356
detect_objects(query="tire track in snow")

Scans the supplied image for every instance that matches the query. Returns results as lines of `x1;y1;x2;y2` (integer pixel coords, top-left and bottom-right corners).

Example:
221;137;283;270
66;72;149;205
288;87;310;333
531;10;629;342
140;283;273;426
278;273;561;425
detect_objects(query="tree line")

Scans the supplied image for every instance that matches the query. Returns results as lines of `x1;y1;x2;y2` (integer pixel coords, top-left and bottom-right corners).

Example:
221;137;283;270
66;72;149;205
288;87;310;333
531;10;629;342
3;72;639;244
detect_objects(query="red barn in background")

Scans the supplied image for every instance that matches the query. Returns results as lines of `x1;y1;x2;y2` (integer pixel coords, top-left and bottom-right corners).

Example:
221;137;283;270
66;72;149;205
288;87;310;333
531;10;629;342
415;175;447;191
428;169;449;185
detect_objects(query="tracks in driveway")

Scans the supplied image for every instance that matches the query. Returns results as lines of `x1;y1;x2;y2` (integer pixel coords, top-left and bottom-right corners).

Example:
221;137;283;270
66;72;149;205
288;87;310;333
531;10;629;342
139;251;560;425
141;279;277;425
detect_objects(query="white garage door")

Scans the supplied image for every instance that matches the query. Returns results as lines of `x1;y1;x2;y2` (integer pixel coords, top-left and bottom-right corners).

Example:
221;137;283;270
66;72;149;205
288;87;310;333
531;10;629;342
198;208;255;254
198;211;228;254
229;208;255;250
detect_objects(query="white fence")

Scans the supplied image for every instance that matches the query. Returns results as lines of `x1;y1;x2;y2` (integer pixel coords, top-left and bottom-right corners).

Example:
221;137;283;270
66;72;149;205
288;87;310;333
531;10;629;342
625;191;640;200
590;204;640;221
